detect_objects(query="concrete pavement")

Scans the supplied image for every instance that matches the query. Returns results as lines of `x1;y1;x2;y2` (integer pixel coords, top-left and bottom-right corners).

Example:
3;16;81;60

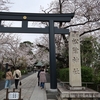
0;72;48;100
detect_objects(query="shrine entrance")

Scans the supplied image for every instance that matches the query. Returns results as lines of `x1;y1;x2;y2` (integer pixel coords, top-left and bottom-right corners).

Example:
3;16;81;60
0;12;74;89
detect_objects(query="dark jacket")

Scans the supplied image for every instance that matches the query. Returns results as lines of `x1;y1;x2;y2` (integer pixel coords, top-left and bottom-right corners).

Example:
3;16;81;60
37;70;41;78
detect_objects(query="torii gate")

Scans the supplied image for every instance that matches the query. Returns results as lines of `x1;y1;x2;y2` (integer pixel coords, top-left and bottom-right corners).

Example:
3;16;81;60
0;12;74;89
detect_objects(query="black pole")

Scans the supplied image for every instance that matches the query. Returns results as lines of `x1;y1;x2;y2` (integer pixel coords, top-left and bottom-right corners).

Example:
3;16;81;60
4;63;8;78
49;20;57;89
5;63;8;72
0;20;1;25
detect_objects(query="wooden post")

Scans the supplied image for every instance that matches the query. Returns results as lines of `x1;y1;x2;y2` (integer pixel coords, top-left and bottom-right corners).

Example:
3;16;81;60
13;88;15;92
19;88;21;100
4;89;8;100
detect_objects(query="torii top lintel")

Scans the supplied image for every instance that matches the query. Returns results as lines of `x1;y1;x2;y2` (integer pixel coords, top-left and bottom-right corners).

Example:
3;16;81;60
0;12;74;22
0;12;74;33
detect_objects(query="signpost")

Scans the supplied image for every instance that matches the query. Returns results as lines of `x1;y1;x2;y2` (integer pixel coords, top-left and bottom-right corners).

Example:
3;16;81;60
4;88;23;100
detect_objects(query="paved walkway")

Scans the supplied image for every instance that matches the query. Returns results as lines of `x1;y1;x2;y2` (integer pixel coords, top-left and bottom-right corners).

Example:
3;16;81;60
0;72;47;100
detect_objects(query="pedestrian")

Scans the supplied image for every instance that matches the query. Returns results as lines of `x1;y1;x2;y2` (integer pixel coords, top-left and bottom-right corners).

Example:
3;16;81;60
37;67;42;86
4;68;13;89
39;68;46;89
13;67;21;89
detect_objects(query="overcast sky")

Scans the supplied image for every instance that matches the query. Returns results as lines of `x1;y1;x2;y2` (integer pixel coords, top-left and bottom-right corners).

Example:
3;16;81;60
8;0;53;42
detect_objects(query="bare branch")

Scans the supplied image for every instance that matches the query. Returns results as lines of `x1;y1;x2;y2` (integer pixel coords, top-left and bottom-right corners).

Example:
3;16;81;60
80;27;100;36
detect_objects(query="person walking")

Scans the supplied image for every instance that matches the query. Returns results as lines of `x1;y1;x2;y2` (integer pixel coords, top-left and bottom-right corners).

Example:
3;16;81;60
37;67;42;86
13;67;21;89
4;68;13;89
39;68;46;89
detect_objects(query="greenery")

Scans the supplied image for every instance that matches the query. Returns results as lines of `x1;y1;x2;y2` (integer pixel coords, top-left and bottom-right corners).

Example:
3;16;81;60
21;69;28;75
57;68;69;82
0;71;4;79
93;72;100;84
57;66;94;82
80;36;100;68
81;66;93;82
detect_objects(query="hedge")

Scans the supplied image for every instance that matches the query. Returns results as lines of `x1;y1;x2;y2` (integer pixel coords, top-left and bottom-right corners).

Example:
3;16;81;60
57;66;93;82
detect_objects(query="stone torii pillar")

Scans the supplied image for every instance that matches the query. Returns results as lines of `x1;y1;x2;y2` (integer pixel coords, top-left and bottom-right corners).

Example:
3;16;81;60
69;31;82;90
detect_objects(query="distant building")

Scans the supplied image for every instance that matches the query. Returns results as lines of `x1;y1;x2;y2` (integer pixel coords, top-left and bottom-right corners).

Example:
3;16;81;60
35;61;44;69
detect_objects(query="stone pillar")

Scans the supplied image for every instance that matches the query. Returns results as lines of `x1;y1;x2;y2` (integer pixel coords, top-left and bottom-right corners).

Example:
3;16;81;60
69;31;82;87
57;31;100;100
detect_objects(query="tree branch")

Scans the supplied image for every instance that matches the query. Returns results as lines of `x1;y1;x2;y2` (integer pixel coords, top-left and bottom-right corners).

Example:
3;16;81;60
80;27;100;36
37;44;49;51
63;19;100;29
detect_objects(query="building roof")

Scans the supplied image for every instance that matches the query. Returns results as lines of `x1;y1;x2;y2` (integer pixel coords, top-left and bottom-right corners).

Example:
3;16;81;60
35;61;43;67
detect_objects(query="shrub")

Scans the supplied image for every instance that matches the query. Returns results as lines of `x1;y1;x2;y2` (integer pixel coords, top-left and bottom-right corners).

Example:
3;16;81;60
0;71;4;79
81;66;93;82
93;72;100;84
57;66;93;82
21;69;28;75
57;68;69;82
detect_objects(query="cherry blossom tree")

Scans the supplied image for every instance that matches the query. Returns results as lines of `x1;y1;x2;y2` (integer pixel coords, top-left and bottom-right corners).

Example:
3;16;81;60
34;0;100;68
0;0;11;11
19;41;36;69
0;33;37;70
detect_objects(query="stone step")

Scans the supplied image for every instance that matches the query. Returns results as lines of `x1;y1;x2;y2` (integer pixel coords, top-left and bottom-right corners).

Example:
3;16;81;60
46;91;58;100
